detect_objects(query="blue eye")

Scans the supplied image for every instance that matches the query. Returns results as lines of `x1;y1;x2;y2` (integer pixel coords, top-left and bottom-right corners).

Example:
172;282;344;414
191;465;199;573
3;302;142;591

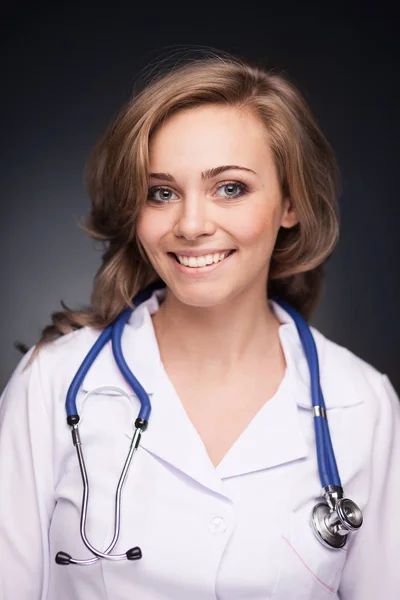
147;187;179;203
216;182;248;199
147;181;248;204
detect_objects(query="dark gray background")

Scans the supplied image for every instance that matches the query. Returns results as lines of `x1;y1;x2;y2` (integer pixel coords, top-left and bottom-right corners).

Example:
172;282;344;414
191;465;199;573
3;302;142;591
1;2;399;393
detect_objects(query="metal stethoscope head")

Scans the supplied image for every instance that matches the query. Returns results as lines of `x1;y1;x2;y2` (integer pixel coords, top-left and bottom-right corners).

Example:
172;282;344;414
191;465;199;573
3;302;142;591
311;485;363;549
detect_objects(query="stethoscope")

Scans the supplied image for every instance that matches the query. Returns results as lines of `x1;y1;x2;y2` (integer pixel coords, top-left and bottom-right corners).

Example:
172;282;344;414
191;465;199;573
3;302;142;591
55;282;363;566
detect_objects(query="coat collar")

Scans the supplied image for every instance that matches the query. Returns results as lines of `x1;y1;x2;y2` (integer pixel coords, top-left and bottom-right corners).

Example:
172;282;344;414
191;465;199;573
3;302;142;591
79;289;363;493
82;291;363;411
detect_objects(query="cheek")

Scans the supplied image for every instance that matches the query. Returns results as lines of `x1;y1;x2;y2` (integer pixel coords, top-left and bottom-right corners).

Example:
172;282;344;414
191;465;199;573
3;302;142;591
136;209;169;254
230;204;281;248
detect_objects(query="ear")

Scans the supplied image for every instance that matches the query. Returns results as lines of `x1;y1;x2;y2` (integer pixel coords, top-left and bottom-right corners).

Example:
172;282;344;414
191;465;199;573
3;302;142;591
280;197;299;229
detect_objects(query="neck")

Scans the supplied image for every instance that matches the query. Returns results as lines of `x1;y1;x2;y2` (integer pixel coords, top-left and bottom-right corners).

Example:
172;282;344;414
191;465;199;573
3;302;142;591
151;287;282;378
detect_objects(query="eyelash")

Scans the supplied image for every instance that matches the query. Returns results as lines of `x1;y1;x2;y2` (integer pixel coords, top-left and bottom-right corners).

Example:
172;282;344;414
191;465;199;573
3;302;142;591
147;181;249;204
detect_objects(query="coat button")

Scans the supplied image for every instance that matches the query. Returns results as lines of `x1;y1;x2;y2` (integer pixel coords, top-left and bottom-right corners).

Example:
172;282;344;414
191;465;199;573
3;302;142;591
209;516;227;535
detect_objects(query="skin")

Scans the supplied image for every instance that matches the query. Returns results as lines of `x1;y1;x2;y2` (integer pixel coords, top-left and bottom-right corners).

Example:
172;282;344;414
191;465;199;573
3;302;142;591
136;104;298;464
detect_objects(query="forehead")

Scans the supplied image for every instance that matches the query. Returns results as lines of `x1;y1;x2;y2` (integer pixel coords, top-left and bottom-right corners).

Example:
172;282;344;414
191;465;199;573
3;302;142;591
149;105;273;171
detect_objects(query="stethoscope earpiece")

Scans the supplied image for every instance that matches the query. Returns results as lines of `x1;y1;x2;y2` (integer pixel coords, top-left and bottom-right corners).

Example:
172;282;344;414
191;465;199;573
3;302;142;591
55;551;73;565
126;547;142;560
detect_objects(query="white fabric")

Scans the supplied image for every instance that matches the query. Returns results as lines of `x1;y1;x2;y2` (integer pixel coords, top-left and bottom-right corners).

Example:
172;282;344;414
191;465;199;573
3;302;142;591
1;288;399;599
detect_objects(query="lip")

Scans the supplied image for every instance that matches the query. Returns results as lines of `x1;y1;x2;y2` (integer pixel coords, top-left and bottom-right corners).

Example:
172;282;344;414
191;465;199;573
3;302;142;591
168;249;234;257
168;249;236;277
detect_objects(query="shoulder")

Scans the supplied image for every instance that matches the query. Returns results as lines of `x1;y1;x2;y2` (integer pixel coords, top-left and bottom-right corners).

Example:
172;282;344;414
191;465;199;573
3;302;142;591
29;326;102;374
311;326;399;422
312;326;381;385
37;326;101;366
272;298;397;415
2;326;104;403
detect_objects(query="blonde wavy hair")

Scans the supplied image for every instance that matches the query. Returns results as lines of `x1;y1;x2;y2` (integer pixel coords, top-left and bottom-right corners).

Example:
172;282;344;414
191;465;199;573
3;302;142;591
33;49;340;351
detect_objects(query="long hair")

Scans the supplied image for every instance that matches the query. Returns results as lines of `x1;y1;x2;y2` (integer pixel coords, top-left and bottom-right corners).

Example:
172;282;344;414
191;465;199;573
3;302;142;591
34;49;340;351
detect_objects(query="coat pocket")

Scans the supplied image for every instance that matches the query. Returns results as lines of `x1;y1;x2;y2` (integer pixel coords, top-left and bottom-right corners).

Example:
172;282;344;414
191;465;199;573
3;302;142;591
272;509;348;599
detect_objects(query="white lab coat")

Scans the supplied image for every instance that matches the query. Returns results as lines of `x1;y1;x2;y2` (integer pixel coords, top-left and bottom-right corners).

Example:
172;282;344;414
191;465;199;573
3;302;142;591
0;289;399;600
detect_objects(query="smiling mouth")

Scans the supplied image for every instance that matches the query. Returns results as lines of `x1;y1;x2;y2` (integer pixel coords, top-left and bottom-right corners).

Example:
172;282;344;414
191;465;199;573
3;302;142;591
169;250;236;268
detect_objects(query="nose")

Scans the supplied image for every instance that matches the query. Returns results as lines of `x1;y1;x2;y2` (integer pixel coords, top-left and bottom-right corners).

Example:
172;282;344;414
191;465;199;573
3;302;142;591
173;195;216;240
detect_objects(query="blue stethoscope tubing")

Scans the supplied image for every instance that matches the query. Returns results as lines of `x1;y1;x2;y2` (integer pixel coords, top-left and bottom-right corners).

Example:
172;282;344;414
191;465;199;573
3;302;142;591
276;300;341;489
65;284;158;422
57;281;362;566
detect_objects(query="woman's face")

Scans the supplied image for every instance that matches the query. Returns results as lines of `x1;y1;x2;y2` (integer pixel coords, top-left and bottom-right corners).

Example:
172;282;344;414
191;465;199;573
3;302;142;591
136;104;298;308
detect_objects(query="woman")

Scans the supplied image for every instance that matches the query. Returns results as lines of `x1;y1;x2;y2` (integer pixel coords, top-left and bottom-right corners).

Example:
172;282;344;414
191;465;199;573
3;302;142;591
0;51;399;600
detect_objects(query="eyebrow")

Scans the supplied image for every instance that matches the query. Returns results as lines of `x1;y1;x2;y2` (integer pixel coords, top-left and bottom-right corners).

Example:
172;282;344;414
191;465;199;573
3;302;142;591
148;165;257;182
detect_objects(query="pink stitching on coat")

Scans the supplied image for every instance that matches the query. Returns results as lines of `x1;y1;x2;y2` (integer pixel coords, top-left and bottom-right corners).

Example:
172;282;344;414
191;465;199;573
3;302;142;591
281;535;335;593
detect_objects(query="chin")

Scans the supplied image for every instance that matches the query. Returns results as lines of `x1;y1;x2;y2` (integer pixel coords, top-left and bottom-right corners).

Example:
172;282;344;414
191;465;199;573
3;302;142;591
166;281;241;310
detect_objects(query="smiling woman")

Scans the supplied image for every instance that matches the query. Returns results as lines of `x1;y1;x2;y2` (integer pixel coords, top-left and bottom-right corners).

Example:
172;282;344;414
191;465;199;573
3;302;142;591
137;105;299;310
34;50;339;344
1;50;399;600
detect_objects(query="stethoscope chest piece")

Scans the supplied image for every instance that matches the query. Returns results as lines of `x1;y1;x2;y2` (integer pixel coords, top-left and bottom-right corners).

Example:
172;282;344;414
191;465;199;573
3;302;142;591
311;496;363;549
311;502;347;549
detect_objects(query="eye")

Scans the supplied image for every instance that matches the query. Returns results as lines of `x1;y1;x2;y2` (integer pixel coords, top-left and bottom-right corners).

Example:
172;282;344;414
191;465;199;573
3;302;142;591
215;182;248;199
147;186;179;204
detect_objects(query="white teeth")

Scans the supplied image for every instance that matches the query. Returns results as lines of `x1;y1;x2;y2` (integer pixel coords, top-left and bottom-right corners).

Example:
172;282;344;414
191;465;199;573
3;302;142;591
175;252;230;268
